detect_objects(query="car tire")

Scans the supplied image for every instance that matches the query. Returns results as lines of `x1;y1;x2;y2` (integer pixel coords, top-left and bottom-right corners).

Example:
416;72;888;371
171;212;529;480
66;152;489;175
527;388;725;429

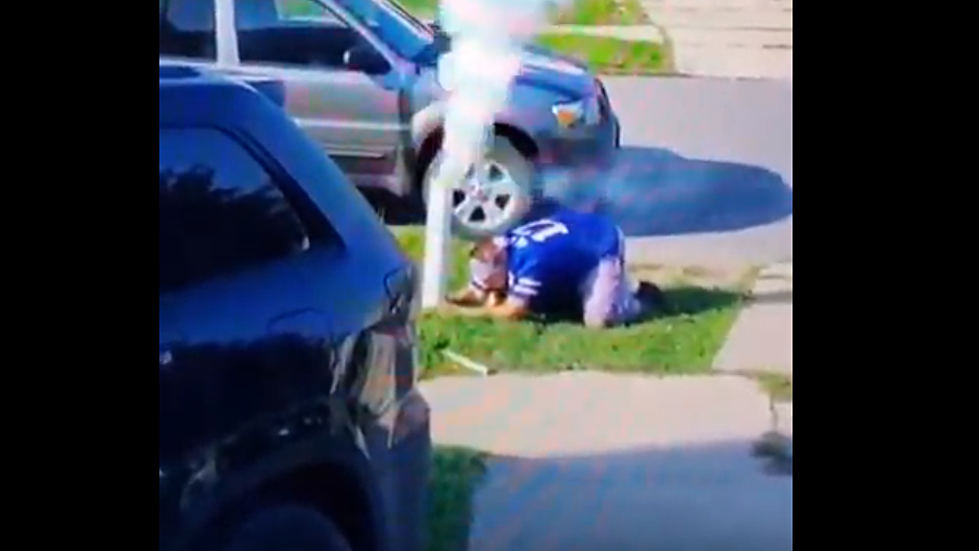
220;506;352;551
421;134;536;241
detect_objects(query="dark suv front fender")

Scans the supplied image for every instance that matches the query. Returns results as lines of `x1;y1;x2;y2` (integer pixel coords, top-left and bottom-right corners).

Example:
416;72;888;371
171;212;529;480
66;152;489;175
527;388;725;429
161;410;384;551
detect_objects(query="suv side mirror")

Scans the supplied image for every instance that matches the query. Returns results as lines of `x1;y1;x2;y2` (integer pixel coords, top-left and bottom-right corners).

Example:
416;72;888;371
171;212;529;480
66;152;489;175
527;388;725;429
343;44;390;75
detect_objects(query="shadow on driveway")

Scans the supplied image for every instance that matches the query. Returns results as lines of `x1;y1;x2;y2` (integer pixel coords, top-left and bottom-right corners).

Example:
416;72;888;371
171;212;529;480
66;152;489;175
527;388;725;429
372;146;792;238
542;146;793;237
436;438;792;551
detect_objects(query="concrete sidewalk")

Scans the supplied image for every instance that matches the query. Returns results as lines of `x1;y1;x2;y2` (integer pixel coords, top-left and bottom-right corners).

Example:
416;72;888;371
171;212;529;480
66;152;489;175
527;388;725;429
551;0;793;78
641;0;793;79
713;261;793;375
422;372;793;551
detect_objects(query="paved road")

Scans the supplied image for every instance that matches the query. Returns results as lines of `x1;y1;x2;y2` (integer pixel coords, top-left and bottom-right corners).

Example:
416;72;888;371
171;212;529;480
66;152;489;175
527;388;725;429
423;373;793;551
546;76;792;266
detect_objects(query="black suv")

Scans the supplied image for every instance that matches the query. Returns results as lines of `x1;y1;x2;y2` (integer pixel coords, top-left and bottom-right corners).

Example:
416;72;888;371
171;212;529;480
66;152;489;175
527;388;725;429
159;64;431;551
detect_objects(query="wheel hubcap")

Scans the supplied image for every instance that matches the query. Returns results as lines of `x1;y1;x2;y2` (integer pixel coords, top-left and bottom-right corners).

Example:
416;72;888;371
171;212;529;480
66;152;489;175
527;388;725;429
451;161;519;231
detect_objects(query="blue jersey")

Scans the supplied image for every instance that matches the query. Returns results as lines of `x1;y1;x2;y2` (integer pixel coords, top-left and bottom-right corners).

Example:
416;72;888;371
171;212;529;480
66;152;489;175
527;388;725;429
503;207;623;313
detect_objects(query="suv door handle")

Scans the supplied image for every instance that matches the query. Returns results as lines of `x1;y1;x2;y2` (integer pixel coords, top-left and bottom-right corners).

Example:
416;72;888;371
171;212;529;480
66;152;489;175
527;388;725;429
159;330;184;369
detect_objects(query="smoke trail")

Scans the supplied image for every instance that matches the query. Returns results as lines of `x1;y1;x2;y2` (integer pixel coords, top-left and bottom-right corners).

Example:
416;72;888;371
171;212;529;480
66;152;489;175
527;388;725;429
433;0;566;190
420;0;569;308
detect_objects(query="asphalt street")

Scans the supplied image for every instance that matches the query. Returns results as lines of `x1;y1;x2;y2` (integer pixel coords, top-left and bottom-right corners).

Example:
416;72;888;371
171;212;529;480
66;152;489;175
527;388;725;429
548;76;793;266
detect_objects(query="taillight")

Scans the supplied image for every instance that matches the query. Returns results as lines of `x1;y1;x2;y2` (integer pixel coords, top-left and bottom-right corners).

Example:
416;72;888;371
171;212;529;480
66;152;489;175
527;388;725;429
384;264;415;319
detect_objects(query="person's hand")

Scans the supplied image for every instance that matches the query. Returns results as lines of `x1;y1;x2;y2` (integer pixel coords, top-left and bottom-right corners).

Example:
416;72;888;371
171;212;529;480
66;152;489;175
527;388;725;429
446;287;486;307
484;290;506;308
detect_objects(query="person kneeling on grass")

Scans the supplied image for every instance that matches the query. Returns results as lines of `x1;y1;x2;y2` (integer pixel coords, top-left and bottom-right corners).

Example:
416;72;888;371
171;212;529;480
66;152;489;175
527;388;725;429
448;204;664;327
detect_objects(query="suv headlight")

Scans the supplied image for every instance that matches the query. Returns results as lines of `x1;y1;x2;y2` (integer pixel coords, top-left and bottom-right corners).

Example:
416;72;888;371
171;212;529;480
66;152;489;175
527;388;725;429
552;95;601;128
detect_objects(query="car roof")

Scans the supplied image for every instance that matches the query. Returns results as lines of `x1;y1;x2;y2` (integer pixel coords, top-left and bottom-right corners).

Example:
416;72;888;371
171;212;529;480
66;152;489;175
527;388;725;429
159;63;268;128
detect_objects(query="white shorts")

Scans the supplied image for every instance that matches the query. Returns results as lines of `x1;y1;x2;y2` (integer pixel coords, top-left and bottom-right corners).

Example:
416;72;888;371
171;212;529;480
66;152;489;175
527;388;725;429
579;230;642;327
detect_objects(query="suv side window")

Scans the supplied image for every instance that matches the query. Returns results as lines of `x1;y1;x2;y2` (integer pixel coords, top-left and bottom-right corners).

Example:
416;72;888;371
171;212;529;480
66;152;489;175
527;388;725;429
159;127;312;295
235;0;360;69
244;0;341;24
160;0;217;60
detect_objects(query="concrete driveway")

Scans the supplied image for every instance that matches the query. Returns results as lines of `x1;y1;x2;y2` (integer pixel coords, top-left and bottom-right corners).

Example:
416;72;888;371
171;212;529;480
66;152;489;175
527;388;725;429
422;373;792;551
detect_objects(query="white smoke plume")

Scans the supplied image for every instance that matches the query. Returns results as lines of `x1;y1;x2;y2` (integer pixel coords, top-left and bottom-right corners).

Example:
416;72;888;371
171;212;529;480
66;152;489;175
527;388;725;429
433;0;568;188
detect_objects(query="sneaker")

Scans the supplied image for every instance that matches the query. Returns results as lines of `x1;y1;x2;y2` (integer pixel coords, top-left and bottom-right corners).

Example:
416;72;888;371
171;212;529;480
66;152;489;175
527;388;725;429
635;281;665;311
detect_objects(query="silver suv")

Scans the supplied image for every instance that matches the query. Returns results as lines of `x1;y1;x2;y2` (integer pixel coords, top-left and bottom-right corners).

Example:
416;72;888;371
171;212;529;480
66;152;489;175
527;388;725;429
159;0;621;237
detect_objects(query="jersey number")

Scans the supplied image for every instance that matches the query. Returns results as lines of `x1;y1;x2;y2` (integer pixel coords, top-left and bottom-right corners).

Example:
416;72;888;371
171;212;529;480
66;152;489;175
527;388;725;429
510;219;569;248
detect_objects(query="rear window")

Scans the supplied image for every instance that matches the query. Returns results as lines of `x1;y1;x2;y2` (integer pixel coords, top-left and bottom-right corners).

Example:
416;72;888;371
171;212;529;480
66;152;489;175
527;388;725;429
159;127;313;294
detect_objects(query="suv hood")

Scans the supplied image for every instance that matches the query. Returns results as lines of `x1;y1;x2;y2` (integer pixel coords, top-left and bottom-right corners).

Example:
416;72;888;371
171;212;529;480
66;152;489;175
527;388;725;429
515;44;596;99
418;37;597;100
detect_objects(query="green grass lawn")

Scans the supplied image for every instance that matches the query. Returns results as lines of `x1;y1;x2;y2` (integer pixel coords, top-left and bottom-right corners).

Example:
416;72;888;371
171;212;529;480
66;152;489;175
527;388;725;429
427;446;487;551
393;227;750;376
396;0;440;17
398;0;649;25
755;373;793;403
550;0;650;25
536;34;670;74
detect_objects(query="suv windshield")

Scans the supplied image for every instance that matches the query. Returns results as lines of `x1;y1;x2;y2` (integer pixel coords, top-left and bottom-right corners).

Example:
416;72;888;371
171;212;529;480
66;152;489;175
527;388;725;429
334;0;435;60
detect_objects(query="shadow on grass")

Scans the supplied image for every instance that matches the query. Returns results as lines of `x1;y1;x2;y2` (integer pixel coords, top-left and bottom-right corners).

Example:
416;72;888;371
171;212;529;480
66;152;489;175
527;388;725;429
528;284;744;326
428;446;489;551
657;285;744;318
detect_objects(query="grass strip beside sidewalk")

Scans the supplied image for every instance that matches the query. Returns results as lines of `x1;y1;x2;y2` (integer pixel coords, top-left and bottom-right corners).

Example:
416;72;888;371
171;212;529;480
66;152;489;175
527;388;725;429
399;0;650;25
536;33;670;74
552;0;651;26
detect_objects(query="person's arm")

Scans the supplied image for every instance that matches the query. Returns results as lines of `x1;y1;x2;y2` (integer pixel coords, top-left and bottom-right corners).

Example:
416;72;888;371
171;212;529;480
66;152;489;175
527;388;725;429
476;267;539;320
445;268;539;320
447;245;499;307
445;293;530;320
